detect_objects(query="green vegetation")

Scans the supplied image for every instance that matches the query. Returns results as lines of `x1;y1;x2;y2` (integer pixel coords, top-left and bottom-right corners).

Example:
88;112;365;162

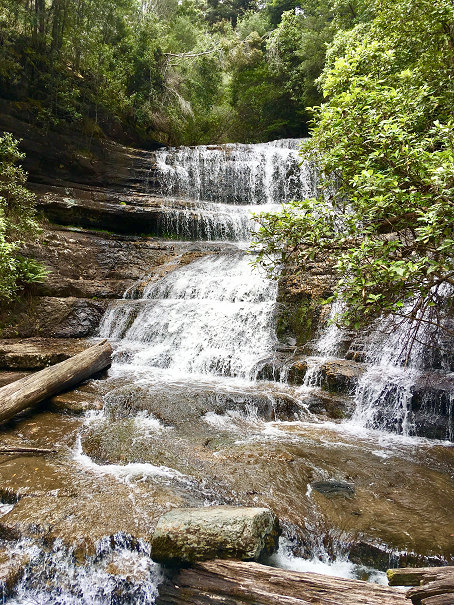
0;133;45;300
0;0;368;145
254;0;454;333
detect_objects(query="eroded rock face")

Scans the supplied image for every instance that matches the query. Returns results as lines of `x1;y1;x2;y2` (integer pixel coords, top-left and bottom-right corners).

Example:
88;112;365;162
151;506;280;565
0;227;216;339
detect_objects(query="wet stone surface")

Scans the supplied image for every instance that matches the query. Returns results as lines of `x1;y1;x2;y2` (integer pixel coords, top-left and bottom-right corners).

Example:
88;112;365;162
0;370;453;569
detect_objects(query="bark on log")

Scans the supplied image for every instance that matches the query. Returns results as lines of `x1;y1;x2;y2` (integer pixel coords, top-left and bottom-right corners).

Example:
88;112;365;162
155;559;408;605
405;568;454;604
387;567;454;587
421;595;454;605
0;340;112;423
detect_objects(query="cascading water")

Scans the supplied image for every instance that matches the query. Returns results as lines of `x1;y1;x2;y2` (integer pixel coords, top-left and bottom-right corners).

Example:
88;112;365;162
100;140;317;383
99;253;278;379
152;140;317;241
351;286;454;439
7;139;454;605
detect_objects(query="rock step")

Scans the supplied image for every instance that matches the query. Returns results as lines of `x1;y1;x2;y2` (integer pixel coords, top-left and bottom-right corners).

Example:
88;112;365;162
32;184;251;239
0;338;92;370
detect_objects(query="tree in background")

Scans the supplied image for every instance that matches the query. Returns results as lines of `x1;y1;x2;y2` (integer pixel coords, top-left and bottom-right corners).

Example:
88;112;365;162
0;133;46;300
254;0;454;340
0;0;368;145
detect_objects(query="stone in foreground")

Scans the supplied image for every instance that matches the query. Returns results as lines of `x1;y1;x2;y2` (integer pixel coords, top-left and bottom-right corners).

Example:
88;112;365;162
151;506;280;565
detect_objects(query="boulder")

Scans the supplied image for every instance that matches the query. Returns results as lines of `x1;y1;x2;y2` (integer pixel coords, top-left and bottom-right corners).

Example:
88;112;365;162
151;506;280;565
286;357;365;394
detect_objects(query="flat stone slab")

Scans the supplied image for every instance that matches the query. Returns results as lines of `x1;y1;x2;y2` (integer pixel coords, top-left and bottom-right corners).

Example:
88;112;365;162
151;506;280;565
0;338;90;370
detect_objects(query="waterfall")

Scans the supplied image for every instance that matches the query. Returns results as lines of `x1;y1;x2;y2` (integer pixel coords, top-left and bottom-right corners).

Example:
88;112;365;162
99;253;278;378
351;286;454;438
150;140;317;241
154;140;317;206
100;139;315;382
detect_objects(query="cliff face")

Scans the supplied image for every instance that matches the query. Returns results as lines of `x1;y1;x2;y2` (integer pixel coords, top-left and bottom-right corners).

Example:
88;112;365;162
0;100;164;192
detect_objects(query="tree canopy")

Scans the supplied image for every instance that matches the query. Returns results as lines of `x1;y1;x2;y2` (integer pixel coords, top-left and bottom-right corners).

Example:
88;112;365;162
0;0;367;145
254;0;454;335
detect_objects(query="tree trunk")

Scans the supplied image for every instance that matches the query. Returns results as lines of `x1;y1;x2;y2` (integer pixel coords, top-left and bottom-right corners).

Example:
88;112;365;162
156;559;408;605
391;567;454;605
0;340;112;424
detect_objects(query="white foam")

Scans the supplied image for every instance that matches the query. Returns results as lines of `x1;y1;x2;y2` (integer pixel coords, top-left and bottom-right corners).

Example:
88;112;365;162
269;544;388;584
73;438;184;483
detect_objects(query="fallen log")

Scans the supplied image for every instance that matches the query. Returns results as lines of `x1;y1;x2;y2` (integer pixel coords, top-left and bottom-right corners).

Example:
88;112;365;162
0;340;112;424
403;568;454;605
155;559;408;605
0;447;56;455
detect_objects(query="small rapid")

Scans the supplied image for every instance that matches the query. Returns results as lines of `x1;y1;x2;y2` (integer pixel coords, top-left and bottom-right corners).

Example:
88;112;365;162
99;252;278;379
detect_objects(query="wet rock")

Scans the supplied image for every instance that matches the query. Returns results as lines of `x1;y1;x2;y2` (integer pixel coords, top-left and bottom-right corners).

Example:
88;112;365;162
151;506;280;565
0;493;162;555
0;550;29;597
0;338;91;370
286;357;365;394
47;390;104;414
311;480;355;498
286;359;309;384
302;392;354;420
37;190;166;236
103;381;304;427
320;360;365;393
0;371;31;387
0;298;108;339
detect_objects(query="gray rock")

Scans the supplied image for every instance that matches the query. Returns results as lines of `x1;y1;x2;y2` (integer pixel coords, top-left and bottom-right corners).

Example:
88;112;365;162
151;506;280;565
311;480;355;498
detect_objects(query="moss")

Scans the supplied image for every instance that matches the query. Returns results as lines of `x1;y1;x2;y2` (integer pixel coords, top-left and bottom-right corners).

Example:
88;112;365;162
275;296;322;346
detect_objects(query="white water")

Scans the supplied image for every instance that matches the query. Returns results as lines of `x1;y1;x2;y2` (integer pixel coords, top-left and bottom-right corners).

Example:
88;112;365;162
99;253;278;378
99;140;319;379
155;139;316;206
152;139;317;241
75;138;454;602
351;286;454;437
8;538;163;605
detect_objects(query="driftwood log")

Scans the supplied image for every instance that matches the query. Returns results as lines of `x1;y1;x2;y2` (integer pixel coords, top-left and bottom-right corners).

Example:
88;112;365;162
0;340;112;424
156;559;408;605
388;567;454;605
0;447;56;455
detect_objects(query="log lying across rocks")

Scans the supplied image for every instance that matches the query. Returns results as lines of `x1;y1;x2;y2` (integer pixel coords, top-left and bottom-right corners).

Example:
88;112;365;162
0;340;112;424
387;566;454;604
156;559;408;605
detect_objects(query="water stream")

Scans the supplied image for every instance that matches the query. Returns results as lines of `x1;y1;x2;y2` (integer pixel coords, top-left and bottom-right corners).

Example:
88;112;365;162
3;140;454;603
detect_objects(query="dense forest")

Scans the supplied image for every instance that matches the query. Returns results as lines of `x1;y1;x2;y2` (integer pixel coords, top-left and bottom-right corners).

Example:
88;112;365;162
0;0;369;146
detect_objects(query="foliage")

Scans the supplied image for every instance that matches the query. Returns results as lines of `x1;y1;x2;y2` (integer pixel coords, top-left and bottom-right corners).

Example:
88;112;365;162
0;0;368;145
0;133;45;300
254;0;454;332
